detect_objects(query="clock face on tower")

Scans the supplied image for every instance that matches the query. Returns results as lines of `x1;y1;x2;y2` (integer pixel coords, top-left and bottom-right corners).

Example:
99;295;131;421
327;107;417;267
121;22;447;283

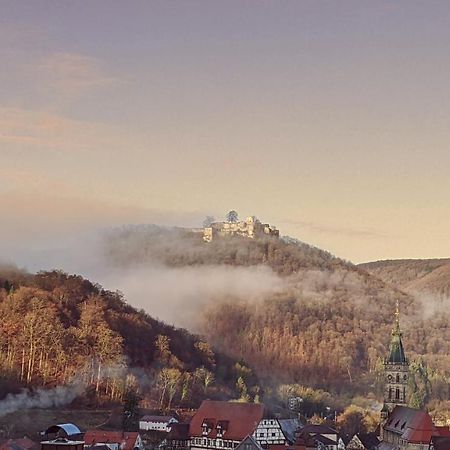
387;374;393;381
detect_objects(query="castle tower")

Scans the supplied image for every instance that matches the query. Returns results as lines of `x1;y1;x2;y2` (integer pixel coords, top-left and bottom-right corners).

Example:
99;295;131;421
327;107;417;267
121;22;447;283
381;300;409;419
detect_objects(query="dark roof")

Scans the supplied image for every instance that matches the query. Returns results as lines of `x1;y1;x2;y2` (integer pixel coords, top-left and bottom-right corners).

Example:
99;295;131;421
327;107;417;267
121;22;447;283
299;424;337;436
235;436;263;450
378;443;396;450
313;435;336;446
267;445;306;450
386;307;407;364
44;424;82;437
189;400;264;441
386;331;407;363
296;428;335;448
278;419;301;444
167;424;190;440
357;433;380;449
431;436;450;450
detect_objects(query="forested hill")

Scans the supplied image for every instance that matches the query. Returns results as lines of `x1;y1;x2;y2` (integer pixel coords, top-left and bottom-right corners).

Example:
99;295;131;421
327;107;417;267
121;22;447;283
103;224;350;273
0;268;257;407
103;226;450;410
359;258;450;300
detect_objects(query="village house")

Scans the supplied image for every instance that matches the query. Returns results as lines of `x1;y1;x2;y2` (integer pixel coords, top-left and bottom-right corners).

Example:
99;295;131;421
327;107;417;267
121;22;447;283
42;425;83;441
139;416;178;433
379;406;448;450
295;425;345;450
234;436;263;450
189;400;265;450
83;431;143;450
252;418;301;446
345;433;380;450
40;438;84;450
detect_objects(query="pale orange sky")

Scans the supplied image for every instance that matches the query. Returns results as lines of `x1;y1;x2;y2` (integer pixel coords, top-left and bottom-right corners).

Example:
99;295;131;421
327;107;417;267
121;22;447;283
1;1;449;264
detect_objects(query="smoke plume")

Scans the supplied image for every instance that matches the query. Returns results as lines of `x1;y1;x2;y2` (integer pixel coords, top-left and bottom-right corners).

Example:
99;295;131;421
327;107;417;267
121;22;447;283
0;382;85;417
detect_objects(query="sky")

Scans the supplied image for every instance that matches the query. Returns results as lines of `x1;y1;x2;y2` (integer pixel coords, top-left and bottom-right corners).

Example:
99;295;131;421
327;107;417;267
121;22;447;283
1;0;449;265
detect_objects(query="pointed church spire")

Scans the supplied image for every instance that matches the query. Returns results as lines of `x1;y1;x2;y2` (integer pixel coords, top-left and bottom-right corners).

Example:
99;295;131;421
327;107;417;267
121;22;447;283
387;300;407;364
381;299;409;419
393;299;401;335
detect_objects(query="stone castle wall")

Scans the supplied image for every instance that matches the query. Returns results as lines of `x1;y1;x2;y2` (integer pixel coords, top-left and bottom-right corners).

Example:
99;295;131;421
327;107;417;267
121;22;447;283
203;217;279;242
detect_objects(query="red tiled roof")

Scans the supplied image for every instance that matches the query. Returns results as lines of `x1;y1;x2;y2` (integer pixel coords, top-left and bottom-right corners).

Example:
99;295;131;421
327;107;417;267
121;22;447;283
0;439;38;450
189;400;264;441
384;406;439;444
84;431;139;450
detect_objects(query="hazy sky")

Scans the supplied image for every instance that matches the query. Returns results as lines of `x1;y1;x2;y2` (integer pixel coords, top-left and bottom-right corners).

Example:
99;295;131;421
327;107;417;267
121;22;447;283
1;1;449;264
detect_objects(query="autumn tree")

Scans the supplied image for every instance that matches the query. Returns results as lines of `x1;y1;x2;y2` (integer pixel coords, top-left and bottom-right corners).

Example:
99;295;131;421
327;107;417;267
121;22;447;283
409;358;432;409
337;404;379;437
194;367;214;395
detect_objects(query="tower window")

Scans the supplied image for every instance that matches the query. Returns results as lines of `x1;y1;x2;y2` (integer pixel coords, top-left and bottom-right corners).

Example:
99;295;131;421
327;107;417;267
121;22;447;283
396;373;400;383
396;388;400;400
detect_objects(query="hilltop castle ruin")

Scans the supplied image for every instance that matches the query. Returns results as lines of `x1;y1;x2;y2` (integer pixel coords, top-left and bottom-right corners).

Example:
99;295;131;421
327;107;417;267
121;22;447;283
203;215;279;242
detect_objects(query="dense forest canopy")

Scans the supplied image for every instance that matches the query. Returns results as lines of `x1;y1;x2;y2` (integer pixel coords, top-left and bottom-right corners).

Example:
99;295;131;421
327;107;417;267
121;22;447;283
0;268;258;412
104;226;450;413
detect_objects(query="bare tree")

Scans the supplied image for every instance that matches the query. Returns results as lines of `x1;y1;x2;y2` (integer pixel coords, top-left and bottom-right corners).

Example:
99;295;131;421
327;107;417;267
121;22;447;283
203;216;215;227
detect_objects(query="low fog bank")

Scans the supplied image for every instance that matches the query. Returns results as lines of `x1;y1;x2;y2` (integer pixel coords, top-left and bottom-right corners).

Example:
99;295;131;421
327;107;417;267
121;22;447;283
3;224;447;329
98;265;283;329
2;226;283;329
415;291;450;320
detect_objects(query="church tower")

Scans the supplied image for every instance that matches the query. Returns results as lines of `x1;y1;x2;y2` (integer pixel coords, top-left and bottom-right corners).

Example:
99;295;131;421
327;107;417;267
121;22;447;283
381;300;409;419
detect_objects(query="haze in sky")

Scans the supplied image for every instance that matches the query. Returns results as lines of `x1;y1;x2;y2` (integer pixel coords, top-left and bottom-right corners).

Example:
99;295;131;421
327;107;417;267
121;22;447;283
1;1;449;265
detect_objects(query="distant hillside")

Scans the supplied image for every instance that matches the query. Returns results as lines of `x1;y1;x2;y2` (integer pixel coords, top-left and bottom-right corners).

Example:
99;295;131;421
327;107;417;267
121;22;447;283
103;226;450;406
359;259;450;300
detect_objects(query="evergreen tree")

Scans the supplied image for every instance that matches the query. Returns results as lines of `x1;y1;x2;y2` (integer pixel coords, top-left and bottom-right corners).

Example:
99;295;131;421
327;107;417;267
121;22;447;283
122;388;141;431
